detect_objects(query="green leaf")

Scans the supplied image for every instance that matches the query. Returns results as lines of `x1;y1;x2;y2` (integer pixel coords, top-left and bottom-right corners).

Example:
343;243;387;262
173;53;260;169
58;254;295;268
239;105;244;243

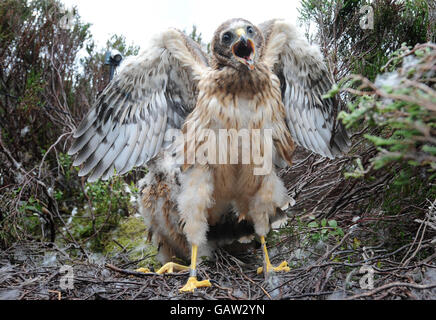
321;219;327;227
311;233;320;241
308;222;319;228
364;134;398;146
344;171;365;179
323;84;340;99
328;220;338;228
423;145;436;155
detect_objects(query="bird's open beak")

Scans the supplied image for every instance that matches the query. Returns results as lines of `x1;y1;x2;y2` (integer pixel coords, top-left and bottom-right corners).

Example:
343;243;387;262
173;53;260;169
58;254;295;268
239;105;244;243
232;29;255;70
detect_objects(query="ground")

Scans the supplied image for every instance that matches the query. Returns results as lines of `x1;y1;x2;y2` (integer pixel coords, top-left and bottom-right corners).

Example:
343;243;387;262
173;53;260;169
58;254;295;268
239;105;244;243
1;149;435;300
1;215;435;300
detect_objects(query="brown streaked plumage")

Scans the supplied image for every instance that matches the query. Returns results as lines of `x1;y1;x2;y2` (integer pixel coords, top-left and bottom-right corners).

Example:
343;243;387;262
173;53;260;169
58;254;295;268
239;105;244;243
68;18;350;292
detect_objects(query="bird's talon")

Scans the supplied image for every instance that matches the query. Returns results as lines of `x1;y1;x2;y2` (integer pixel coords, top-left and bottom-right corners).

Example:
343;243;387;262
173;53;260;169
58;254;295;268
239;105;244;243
275;261;290;272
257;261;290;274
136;267;151;273
156;262;190;275
179;276;211;293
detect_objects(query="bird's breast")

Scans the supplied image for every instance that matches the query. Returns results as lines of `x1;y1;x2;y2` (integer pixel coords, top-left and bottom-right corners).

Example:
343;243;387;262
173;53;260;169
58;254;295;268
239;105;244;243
206;94;275;131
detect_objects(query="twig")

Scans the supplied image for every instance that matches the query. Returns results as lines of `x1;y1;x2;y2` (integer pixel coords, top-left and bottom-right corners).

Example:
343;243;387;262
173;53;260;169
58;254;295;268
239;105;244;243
105;264;158;277
38;132;71;178
346;282;436;300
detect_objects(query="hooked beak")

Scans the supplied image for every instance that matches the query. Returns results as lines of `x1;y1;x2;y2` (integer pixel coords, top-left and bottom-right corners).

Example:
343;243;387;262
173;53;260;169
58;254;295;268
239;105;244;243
240;33;248;46
232;29;255;70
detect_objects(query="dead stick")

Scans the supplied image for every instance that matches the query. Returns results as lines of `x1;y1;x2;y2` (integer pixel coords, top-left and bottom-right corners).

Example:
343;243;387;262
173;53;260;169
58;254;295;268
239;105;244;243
346;282;436;300
105;264;157;277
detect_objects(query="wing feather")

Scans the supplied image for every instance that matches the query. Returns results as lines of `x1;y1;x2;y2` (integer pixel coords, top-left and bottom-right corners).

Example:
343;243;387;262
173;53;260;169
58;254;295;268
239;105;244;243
68;29;209;181
260;20;350;159
88;125;128;182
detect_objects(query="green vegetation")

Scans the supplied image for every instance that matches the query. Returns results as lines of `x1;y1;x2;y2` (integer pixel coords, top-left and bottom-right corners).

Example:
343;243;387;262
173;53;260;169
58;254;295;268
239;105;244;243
307;218;345;242
298;0;435;225
338;44;436;215
299;0;434;80
0;0;144;254
103;216;159;269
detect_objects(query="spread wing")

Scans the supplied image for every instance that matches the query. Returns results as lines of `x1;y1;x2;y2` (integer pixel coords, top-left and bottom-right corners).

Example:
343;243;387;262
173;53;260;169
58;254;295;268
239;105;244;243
259;19;350;159
68;29;209;182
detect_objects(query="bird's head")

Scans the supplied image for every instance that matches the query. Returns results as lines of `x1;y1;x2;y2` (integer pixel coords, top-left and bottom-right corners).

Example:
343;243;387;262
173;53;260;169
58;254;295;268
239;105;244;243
211;18;264;71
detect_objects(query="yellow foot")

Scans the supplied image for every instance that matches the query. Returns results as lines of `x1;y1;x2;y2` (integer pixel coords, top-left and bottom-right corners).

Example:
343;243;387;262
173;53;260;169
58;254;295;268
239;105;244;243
179;276;212;293
136;267;151;273
156;262;190;275
257;261;290;275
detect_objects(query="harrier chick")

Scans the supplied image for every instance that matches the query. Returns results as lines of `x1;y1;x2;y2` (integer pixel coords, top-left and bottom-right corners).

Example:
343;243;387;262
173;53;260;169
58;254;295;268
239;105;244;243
68;18;350;292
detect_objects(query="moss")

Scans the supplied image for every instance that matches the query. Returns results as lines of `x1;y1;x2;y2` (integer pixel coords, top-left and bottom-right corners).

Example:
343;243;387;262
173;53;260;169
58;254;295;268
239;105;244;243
102;216;159;269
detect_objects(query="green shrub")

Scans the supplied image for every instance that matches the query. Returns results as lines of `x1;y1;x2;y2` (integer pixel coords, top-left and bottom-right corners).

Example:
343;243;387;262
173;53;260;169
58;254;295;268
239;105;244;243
335;43;435;218
338;43;435;175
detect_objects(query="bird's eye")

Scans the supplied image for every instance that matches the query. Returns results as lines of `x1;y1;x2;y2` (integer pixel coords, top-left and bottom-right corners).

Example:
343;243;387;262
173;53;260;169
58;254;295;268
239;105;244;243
247;26;254;35
222;32;233;43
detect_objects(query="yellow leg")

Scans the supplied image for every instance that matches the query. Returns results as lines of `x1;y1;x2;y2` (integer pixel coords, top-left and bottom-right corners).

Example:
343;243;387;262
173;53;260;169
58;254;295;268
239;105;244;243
257;236;290;275
179;245;212;293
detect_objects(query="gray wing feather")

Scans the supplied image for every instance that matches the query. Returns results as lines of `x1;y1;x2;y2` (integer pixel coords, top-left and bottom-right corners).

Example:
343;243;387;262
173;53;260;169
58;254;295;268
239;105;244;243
259;20;350;159
68;29;209;182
